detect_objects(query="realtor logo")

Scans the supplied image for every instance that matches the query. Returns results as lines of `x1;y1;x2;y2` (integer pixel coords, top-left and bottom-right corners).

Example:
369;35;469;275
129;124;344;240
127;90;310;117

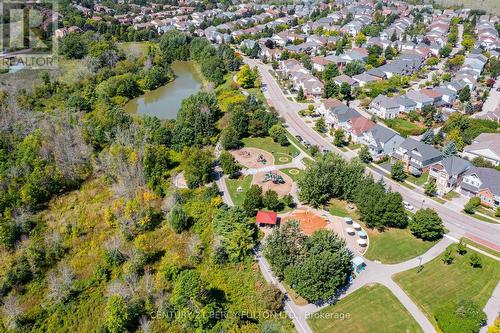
0;0;58;70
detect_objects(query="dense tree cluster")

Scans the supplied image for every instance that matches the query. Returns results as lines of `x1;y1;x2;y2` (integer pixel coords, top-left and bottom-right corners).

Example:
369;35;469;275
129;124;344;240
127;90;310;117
298;153;408;230
264;222;353;302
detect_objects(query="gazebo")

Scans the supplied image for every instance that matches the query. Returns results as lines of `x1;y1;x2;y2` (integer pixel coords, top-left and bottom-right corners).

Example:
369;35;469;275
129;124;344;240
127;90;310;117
256;211;278;227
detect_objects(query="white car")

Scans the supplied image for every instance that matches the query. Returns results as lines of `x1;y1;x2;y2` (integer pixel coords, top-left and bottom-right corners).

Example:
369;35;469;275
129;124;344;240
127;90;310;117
403;201;414;211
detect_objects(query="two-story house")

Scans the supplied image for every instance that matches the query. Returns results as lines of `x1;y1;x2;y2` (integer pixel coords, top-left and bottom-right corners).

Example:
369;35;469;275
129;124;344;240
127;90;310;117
361;124;404;160
428;156;472;195
460;167;500;209
392;138;442;175
369;95;401;119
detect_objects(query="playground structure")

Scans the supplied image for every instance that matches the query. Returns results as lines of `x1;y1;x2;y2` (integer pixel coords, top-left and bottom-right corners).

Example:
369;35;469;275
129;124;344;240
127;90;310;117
252;170;292;197
263;171;285;184
231;148;274;169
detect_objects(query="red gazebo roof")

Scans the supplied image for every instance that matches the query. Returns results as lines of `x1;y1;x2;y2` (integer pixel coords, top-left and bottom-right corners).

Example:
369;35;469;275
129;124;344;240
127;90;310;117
256;211;278;225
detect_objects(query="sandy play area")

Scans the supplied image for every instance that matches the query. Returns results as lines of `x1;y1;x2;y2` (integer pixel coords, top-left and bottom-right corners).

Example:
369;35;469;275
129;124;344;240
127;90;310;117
282;209;328;236
252;170;293;197
231;147;274;169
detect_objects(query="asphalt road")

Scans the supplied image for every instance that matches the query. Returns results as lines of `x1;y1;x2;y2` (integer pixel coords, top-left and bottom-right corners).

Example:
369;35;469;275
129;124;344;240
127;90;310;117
245;57;500;249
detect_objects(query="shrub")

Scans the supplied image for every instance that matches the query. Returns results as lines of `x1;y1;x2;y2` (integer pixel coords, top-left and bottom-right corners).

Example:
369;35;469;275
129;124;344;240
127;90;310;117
168;204;191;233
435;299;486;333
464;197;481;214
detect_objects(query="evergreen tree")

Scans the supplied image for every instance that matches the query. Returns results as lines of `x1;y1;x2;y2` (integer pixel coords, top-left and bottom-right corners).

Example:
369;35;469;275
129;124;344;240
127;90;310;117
420;129;435;144
297;86;305;101
442;140;458;158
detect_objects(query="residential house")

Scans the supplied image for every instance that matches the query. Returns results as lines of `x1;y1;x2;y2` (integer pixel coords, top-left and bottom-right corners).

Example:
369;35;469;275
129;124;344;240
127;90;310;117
333;74;357;87
318;98;344;116
392;138;442;175
352;73;381;87
361;124;404;159
405;90;434;109
311;56;332;72
347;116;375;143
369;95;401;119
462;133;500;166
326;105;360;129
460;167;500;208
428;156;472;195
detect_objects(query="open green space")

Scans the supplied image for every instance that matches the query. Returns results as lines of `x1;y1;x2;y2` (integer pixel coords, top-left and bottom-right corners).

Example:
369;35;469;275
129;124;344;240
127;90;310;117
242;137;299;165
365;227;438;264
407;172;429;187
281;168;302;181
394;244;500;328
308;284;423;333
328;200;351;218
384;118;426;137
226;175;253;206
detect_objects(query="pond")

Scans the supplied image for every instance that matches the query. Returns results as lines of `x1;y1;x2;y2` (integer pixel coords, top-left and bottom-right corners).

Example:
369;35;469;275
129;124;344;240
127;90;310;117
124;61;203;119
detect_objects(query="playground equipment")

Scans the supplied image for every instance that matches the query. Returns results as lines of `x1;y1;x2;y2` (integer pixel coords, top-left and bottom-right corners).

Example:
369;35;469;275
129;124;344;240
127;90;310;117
257;154;267;165
263;172;285;184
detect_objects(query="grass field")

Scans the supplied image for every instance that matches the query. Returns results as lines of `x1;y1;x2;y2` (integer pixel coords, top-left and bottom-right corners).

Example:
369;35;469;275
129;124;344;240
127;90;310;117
242;137;299;165
281;168;302;181
226;175;253;206
365;227;438;264
394;244;500;328
384;118;426;137
328;200;351;218
308;284;423;333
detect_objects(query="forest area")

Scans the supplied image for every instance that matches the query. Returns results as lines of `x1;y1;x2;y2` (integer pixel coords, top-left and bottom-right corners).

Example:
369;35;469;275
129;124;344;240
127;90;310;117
0;30;294;333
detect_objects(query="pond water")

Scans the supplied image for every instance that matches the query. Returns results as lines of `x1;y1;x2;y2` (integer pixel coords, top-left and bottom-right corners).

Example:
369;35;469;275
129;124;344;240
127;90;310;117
124;61;203;119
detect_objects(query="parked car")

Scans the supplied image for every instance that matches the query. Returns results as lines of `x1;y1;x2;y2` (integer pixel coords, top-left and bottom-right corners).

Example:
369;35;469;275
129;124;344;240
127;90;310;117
403;201;414;211
295;135;303;142
321;148;330;154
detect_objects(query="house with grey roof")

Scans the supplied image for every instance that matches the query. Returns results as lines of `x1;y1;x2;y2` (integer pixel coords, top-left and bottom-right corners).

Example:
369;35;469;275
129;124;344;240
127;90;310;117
361;124;404;159
428;156;472;195
462;133;500;166
352;73;380;87
392;137;442;175
405;90;434;109
460;167;500;208
326;105;360;130
369;95;400;119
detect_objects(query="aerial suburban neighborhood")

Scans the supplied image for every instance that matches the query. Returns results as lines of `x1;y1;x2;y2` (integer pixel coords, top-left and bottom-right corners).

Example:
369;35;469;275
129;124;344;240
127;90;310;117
0;0;499;332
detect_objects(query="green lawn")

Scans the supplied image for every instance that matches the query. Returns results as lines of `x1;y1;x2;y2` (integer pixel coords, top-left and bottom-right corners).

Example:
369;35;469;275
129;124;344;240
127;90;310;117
468;212;499;224
241;137;299;165
394;244;500;328
407;172;429;187
365;227;438;264
384;118;426;137
477;206;500;220
308;284;423;333
443;191;460;200
328;200;351;218
347;143;362;150
281;168;302;181
226;175;253;206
